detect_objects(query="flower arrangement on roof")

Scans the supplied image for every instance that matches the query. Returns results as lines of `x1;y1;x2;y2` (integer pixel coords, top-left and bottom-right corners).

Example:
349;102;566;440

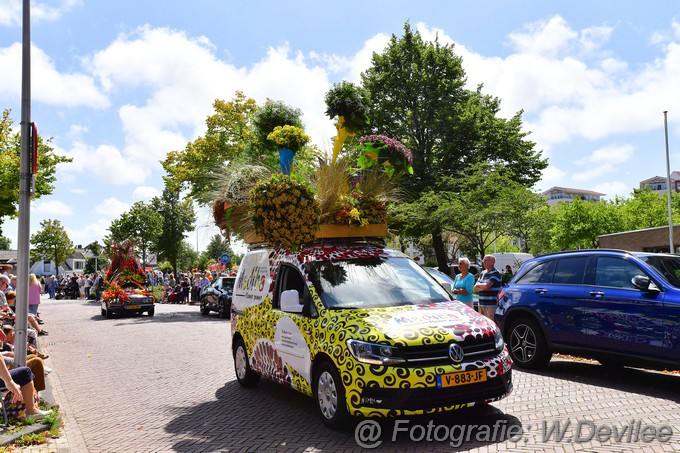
103;240;152;300
267;125;311;152
332;192;387;227
324;81;370;164
253;100;304;151
249;173;321;248
357;134;414;177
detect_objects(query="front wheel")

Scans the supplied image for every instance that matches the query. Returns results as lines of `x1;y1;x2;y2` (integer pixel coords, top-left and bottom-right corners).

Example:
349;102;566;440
147;307;155;317
233;337;259;387
218;299;231;319
314;361;351;429
507;318;551;369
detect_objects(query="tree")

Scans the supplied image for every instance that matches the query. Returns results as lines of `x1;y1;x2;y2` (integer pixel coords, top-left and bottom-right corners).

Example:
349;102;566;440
0;236;10;250
361;23;547;270
108;201;163;269
622;187;674;230
550;198;623;250
30;219;74;270
152;187;196;275
204;234;234;262
0;110;72;235
161;92;264;205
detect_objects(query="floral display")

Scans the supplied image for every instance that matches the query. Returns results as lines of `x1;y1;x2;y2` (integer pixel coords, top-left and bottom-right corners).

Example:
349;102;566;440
249;174;321;248
324;81;370;164
332;192;387;226
102;281;130;302
103;240;153;301
357;134;414;177
266;125;310;153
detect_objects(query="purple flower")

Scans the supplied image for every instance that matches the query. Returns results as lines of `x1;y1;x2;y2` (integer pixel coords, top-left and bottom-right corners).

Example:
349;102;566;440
358;135;413;165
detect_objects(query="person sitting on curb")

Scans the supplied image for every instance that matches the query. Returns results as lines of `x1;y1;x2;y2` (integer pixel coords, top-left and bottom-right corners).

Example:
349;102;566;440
0;329;50;393
2;325;48;360
0;350;52;419
5;291;48;336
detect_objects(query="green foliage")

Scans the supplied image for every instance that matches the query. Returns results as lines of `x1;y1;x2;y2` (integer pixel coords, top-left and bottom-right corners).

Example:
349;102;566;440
550;198;623;250
108;201;163;268
361;22;547;269
324;80;371;134
152;187;196;275
0;236;10;250
253;100;303;151
621;187;672;230
0;109;72;234
204;234;234;262
30;219;75;268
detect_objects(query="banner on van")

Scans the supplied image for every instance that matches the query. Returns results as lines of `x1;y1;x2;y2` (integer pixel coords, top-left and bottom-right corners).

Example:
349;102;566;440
234;250;270;308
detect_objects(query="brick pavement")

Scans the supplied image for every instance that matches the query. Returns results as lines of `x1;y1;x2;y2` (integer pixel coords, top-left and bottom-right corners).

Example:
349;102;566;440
15;298;680;452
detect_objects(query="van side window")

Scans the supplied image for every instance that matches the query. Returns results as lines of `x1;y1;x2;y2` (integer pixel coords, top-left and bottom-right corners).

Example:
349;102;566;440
274;264;308;310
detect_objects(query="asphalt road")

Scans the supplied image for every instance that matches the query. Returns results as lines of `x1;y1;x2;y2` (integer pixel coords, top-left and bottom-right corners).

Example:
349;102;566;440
31;298;680;452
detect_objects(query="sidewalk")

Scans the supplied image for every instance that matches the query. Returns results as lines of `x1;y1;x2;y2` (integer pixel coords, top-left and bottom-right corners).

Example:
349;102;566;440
1;295;85;452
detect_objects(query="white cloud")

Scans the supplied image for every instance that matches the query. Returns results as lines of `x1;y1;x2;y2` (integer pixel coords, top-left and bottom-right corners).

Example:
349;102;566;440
572;144;634;182
132;186;161;201
59;141;146;184
93;197;128;218
0;43;108;108
68;218;112;249
31;199;74;216
0;0;82;26
593;181;630;198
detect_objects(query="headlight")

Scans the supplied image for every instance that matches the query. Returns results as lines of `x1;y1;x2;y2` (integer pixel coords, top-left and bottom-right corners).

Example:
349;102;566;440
346;339;405;365
494;327;505;352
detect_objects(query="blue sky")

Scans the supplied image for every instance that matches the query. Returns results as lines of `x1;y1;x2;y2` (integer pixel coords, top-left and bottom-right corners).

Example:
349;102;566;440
0;0;679;253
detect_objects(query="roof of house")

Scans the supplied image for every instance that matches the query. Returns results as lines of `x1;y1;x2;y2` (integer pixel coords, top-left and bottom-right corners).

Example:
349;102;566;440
0;250;18;264
540;186;606;196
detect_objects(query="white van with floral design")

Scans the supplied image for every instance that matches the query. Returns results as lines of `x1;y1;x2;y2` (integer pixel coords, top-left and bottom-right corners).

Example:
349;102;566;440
231;240;513;428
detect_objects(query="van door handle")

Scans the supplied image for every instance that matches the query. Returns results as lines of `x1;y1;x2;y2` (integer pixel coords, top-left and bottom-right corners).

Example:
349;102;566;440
589;290;605;298
534;288;548;294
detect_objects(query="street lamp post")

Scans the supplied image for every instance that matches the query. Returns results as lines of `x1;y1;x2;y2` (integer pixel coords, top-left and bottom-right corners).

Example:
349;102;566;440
664;111;674;253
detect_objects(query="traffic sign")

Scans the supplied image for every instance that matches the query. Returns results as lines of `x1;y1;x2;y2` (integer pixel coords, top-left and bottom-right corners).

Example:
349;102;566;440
219;253;231;264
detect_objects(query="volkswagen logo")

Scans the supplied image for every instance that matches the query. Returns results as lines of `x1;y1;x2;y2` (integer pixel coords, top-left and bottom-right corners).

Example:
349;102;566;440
448;343;465;363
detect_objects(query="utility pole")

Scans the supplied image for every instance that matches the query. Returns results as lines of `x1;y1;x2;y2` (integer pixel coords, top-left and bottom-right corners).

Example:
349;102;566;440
15;0;31;366
664;111;674;253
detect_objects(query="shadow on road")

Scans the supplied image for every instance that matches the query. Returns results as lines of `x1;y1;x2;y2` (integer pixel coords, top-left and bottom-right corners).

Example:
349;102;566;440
523;358;680;402
164;379;521;452
89;308;230;325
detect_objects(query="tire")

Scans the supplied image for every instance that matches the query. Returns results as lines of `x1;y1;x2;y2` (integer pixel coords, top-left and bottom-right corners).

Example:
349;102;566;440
506;318;551;370
101;308;106;317
200;303;211;316
147;307;155;317
233;337;259;387
218;299;230;319
105;308;113;319
314;361;351;429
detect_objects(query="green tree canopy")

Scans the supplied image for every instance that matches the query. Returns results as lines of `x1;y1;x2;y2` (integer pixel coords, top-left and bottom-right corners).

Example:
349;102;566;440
30;219;75;269
361;23;547;270
152;187;196;275
204;234;234;262
108;201;163;269
0;110;72;235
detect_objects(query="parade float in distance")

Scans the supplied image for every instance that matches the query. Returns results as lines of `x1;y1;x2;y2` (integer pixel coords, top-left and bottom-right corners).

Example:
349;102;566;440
215;81;512;428
100;240;155;319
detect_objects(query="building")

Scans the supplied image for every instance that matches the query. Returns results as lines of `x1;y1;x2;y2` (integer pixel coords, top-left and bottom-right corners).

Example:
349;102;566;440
540;186;605;207
599;225;680;253
639;172;680;194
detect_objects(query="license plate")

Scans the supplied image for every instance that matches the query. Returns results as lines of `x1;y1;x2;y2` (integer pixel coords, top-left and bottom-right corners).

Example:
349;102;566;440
126;305;141;310
437;369;487;388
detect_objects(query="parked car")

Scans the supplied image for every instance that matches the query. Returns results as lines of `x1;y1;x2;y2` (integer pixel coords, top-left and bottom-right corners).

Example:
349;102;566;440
496;249;680;371
232;241;512;428
101;293;154;318
200;276;235;318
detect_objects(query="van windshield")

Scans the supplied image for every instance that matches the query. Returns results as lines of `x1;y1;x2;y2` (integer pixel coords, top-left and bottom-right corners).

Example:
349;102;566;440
305;256;452;309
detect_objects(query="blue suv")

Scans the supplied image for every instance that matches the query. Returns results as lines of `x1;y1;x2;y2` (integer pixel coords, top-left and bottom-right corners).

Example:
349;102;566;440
495;249;680;370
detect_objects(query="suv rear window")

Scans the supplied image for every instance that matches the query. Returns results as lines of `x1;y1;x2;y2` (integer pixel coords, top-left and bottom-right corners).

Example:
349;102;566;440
516;256;588;285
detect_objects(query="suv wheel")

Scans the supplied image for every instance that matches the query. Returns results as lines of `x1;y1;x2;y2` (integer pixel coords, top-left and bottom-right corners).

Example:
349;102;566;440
233;337;259;387
218;299;230;319
200;302;210;316
314;361;351;429
507;318;551;369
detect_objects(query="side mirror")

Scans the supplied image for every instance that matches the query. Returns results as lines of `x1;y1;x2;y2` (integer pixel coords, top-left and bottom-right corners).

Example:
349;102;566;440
281;289;304;313
632;275;660;293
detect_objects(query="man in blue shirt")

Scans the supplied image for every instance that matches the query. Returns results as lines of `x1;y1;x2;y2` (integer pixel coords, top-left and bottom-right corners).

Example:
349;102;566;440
474;255;502;321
